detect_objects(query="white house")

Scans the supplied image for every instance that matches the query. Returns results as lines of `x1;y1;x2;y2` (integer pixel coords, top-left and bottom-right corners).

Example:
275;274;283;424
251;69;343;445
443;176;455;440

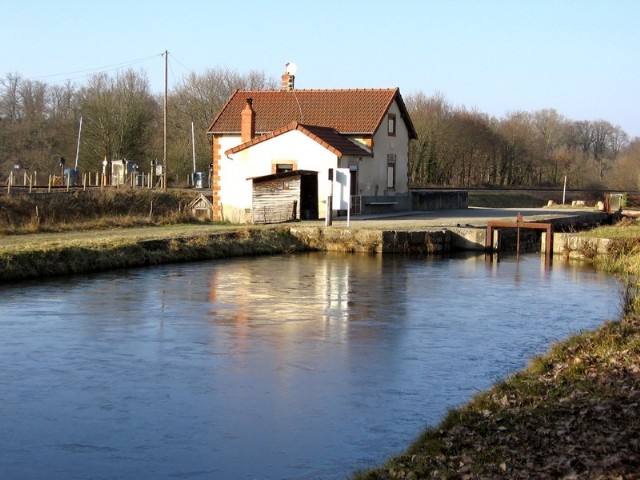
206;71;417;223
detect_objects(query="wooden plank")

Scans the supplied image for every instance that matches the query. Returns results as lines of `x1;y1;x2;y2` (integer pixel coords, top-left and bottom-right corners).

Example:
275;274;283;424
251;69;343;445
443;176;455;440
252;175;301;223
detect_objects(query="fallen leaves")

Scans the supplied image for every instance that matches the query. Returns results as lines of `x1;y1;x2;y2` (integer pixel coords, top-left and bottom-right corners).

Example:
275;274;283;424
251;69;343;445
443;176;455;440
359;315;640;479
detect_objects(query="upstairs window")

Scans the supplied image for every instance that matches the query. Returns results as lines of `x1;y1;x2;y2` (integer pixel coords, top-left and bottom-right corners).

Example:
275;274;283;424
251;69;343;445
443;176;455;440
387;153;396;190
387;114;396;136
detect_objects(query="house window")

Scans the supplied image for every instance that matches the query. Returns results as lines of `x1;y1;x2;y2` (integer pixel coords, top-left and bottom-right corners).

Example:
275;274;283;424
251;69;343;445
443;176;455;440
387;113;396;136
387;153;396;190
276;163;293;173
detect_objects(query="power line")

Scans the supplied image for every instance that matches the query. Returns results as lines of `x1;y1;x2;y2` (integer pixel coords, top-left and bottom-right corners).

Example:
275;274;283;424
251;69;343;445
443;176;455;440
30;53;164;82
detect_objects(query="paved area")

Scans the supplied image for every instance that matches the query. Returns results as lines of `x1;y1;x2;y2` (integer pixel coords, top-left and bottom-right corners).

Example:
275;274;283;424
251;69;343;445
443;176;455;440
319;206;603;230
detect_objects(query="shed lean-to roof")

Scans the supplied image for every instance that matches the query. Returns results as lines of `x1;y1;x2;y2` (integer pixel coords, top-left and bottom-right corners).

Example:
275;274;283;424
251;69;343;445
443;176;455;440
225;121;373;157
247;169;318;182
207;88;417;139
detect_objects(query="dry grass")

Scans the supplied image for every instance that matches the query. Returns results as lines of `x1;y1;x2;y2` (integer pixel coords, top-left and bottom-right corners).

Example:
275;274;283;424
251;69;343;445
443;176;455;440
0;226;311;281
0;189;207;235
356;315;640;479
583;217;640;240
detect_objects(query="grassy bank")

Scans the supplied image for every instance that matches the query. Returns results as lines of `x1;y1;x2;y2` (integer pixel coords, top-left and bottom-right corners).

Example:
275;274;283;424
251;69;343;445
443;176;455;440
467;191;552;208
0;189;204;234
356;218;640;479
467;189;603;209
0;226;311;281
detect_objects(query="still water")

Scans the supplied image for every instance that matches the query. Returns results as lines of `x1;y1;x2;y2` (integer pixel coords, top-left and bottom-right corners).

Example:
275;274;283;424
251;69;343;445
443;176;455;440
0;252;619;479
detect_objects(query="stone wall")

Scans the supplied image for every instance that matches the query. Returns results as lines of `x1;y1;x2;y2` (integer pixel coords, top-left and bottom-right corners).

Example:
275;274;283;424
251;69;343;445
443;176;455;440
411;190;468;211
544;233;611;259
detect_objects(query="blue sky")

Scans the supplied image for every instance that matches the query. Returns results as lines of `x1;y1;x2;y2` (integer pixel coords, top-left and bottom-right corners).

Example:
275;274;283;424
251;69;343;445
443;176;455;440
1;0;638;138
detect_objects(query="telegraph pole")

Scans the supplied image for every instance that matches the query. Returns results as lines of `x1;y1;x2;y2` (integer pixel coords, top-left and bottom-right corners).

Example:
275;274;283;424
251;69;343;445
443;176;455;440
163;50;168;189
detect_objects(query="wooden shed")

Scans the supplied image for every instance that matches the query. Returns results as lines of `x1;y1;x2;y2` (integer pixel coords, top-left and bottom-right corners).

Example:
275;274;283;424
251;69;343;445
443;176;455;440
250;170;318;224
188;193;213;220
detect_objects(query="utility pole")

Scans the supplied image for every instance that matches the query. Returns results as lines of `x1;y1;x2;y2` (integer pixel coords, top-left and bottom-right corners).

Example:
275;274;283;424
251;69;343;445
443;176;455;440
163;49;168;190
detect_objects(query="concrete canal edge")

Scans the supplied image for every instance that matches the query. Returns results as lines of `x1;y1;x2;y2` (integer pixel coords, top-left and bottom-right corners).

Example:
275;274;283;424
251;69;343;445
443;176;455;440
0;210;614;282
289;210;613;255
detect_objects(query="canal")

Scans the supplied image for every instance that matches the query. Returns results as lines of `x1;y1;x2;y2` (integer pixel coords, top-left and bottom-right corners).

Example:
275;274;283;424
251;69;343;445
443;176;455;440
0;252;620;479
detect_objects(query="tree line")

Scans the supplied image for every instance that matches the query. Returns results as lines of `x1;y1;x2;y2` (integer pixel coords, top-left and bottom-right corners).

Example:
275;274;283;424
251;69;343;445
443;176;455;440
1;69;638;190
407;93;638;190
0;68;276;183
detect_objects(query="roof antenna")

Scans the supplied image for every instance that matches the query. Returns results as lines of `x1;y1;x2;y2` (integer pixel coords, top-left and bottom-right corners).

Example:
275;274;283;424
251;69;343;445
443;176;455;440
284;62;303;122
282;62;297;91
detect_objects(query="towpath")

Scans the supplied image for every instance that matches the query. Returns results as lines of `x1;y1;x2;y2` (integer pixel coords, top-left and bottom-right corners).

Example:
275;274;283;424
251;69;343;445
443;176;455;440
0;206;598;252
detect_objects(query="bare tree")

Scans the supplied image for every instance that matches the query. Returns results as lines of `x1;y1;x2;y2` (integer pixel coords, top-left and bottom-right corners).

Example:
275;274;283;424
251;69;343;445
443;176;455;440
532;109;568;184
48;81;79;120
166;67;277;180
406;92;453;186
0;74;79;173
80;70;157;171
607;138;640;189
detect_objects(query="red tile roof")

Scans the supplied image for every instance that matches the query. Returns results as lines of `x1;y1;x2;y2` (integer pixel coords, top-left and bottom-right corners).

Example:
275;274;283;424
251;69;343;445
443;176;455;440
226;122;373;157
208;88;417;139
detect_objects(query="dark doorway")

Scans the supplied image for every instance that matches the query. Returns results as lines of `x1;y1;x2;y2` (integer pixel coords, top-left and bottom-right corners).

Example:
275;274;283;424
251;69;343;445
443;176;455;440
350;169;358;195
300;173;318;220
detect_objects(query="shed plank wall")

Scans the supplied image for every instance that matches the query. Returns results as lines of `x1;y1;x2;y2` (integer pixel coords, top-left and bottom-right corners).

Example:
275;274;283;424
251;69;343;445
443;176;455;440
252;177;301;224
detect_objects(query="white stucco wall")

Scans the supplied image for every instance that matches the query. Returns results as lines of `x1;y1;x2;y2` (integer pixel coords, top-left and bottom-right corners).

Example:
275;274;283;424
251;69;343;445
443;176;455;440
216;130;339;222
362;100;410;196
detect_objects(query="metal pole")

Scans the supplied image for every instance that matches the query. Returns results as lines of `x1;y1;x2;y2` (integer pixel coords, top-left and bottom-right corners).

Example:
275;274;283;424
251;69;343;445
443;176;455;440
163;50;168;190
74;117;83;169
191;121;196;174
562;175;567;205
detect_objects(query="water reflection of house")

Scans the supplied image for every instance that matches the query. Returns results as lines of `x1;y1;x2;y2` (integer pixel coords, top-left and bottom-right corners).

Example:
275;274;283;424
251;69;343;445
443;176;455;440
206;254;399;338
206;67;417;223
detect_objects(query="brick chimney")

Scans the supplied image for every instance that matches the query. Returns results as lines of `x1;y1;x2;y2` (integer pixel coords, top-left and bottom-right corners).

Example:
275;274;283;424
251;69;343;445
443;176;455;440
281;73;295;91
241;98;255;143
281;62;297;91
